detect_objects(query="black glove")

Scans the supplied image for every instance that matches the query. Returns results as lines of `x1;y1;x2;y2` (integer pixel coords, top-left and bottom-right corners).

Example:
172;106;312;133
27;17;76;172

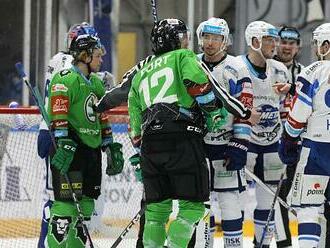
278;130;301;166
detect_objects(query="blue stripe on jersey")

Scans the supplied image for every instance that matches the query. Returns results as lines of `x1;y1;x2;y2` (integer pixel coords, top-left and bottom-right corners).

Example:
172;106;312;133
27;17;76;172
297;76;320;99
233;125;251;134
297;94;312;106
285;121;302;137
195;91;215;104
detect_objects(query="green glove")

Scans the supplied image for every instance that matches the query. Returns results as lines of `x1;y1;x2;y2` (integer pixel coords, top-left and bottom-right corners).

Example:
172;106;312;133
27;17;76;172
129;153;143;182
106;142;124;175
205;107;228;132
51;139;77;175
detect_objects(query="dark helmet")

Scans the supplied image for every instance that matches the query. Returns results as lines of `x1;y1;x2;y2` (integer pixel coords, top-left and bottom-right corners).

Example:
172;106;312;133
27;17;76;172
151;18;188;55
278;26;301;45
66;22;103;58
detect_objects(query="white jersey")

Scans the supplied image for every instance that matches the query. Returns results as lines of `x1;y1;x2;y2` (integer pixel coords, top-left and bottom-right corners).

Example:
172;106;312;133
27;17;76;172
285;60;330;142
197;54;253;145
238;56;289;146
40;52;73;130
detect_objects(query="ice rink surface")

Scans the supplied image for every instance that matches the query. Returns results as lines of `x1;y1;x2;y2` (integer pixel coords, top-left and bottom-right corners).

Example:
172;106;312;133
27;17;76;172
0;237;300;248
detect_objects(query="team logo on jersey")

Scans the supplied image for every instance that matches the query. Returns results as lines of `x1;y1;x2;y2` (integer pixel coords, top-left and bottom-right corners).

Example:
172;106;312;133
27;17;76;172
258;104;279;128
51;216;72;243
51;96;69;115
84;93;98;123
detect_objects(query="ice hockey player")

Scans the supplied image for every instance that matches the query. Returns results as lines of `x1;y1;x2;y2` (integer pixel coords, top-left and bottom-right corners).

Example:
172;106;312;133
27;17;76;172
37;22;115;248
45;24;123;247
274;25;304;248
127;17;261;248
278;22;330;248
238;20;291;247
195;17;256;248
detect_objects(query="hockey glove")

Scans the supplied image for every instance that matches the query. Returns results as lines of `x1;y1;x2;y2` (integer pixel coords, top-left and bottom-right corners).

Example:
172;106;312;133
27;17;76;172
105;142;124;176
37;129;51;158
278;130;301;166
51;139;77;175
129;153;143;182
224;138;249;171
205;107;228;132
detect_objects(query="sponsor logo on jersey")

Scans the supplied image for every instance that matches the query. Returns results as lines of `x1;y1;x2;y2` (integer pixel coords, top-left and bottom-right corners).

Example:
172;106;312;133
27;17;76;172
51;96;69;115
53;120;68;128
306;182;324;196
51;84;68;93
79;128;100;136
84;93;97;123
258;104;279;128
224;237;241;246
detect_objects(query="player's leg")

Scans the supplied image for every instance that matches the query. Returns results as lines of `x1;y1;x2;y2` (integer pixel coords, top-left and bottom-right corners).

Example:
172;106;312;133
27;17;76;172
38;199;53;248
249;143;286;247
143;199;172;248
167;200;205;248
290;143;330;248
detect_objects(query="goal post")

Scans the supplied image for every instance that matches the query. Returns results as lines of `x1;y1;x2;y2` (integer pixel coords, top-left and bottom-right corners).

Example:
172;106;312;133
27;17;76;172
0;105;143;247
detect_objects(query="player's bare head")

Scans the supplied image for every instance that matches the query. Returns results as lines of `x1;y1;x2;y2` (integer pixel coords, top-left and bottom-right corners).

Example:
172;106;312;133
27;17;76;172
196;17;229;58
245;21;279;60
277;26;301;63
312;23;330;60
151;18;189;55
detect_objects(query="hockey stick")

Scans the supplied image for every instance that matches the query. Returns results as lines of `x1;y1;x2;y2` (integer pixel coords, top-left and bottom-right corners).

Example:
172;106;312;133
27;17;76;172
15;62;95;248
151;0;158;23
110;203;146;248
258;166;286;248
245;168;297;217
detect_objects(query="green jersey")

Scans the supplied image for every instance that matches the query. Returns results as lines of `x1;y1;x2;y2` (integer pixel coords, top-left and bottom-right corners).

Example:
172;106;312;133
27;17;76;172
48;67;105;148
128;49;208;138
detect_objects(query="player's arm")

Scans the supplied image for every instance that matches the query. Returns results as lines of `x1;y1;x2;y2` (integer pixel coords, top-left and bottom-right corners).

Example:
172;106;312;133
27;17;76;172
128;85;142;148
95;55;154;112
198;61;253;121
279;75;313;165
224;66;253;170
48;70;77;175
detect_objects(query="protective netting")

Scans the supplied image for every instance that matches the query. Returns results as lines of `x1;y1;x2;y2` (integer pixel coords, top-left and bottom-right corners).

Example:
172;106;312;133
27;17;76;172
0;107;143;248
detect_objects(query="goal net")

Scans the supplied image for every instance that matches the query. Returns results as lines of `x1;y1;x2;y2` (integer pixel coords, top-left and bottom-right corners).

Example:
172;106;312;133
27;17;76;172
0;106;143;248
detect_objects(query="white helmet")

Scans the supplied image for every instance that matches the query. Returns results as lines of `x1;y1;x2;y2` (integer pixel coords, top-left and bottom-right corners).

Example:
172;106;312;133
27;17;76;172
245;21;278;47
312;23;330;59
196;17;230;48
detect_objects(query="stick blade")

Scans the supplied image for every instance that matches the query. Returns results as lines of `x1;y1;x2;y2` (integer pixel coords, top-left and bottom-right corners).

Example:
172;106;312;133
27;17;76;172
15;62;26;78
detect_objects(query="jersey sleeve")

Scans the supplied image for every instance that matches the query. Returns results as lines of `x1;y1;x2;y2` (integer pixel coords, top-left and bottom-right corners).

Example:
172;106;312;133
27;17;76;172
95;55;155;112
198;61;251;120
47;70;74;138
128;81;142;144
284;68;315;137
224;63;253;141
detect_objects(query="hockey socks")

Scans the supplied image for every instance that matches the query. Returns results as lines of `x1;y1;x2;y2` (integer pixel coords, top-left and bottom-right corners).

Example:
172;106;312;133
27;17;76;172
254;209;275;246
298;223;321;248
143;200;204;248
222;217;243;248
46;196;94;248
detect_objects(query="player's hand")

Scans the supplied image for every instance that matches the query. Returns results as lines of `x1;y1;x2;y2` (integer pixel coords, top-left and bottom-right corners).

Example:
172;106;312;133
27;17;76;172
51;139;77;175
272;82;291;95
105;142;124;175
247;108;261;126
129;153;143;182
224;138;249;171
278;130;301;166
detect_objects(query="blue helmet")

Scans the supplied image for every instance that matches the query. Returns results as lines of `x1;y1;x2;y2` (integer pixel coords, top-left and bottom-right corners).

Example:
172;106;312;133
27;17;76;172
66;22;102;57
